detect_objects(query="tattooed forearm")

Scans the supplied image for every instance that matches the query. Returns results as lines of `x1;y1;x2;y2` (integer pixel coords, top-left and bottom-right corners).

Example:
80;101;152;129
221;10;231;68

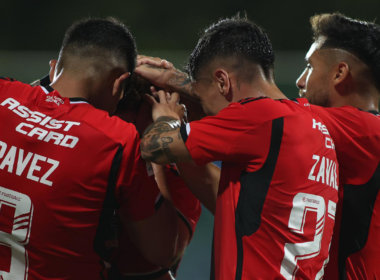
161;137;178;162
167;70;199;102
141;116;181;163
168;70;192;92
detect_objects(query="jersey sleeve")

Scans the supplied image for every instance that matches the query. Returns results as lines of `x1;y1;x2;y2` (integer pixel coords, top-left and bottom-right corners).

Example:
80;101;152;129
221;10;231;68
116;130;160;222
0;77;35;101
181;101;272;167
0;78;16;95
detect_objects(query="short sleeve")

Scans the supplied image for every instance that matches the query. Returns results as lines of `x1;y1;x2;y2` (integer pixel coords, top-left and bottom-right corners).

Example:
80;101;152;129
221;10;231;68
116;131;160;222
182;102;272;166
0;78;16;95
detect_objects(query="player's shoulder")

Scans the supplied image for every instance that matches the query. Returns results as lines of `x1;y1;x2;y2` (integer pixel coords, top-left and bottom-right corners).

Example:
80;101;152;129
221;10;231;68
0;77;51;106
0;77;17;83
69;104;139;146
0;77;34;96
311;104;380;127
326;106;380;135
0;77;28;88
231;97;309;123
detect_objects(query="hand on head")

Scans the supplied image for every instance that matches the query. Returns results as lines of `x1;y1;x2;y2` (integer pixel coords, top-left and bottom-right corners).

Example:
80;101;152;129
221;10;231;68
143;90;185;123
136;55;205;122
135;55;177;92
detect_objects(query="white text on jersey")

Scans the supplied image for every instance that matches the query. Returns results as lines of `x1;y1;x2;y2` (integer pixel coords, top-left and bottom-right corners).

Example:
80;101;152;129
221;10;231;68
1;98;80;148
0;140;59;186
308;155;338;191
312;118;335;150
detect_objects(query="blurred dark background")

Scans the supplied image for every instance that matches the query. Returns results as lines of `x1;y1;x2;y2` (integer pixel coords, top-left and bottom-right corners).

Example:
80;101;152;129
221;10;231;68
1;1;378;278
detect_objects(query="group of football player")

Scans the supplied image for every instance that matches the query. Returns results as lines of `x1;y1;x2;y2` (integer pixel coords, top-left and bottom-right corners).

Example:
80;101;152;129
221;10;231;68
0;10;379;280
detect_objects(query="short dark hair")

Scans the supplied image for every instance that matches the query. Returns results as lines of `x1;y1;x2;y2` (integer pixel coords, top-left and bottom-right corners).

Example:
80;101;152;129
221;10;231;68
115;74;150;114
311;13;380;90
61;17;137;93
186;14;275;81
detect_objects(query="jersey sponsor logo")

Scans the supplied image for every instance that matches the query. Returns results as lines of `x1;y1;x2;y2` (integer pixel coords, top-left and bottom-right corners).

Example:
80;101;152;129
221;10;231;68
45;95;64;106
308;155;338;191
0;140;59;186
1;97;80;148
312;119;335;150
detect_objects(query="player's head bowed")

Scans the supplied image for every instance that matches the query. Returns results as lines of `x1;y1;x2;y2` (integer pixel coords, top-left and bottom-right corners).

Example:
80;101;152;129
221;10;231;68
52;17;137;113
186;13;275;83
183;13;276;116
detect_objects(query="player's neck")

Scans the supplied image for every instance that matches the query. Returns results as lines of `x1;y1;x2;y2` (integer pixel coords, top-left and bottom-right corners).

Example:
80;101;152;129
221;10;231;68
50;73;99;102
331;92;379;112
236;81;287;101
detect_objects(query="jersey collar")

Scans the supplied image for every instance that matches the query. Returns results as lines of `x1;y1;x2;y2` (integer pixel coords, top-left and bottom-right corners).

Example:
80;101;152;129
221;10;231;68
41;85;89;104
69;97;89;104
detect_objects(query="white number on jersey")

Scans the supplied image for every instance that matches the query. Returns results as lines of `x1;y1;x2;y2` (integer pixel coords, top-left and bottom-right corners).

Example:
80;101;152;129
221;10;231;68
280;193;326;280
0;186;33;280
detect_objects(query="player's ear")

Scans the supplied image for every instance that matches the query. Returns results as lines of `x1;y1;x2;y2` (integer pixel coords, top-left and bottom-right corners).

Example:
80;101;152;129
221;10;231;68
49;60;58;83
214;69;231;98
112;72;131;99
333;62;351;95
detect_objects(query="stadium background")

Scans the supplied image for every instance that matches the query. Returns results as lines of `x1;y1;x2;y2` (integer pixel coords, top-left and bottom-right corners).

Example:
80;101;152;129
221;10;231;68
0;1;378;279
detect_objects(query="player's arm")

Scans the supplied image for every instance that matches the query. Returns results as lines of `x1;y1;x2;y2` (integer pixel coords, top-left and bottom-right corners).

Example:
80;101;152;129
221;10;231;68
176;161;220;214
135;55;196;102
141;91;192;164
119;161;178;267
150;163;192;268
121;200;178;267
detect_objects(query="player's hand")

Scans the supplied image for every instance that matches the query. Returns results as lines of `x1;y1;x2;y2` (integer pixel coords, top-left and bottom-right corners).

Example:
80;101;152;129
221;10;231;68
144;90;185;122
30;79;41;87
136;55;191;96
137;55;175;69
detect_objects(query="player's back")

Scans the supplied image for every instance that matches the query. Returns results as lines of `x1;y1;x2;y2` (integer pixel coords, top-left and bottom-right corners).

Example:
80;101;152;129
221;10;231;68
0;78;143;280
309;103;380;280
183;97;338;279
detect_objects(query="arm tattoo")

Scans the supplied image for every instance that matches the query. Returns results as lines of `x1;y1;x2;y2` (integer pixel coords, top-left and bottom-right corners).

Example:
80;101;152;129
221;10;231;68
141;116;181;162
168;70;192;93
167;70;201;103
144;64;199;102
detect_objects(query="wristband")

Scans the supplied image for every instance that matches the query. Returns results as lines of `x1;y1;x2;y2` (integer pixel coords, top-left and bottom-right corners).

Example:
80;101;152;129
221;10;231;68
164;119;181;129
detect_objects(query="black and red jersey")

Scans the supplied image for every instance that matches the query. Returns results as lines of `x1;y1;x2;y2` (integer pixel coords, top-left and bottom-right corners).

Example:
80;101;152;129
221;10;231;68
0;78;159;280
307;101;380;280
180;97;339;280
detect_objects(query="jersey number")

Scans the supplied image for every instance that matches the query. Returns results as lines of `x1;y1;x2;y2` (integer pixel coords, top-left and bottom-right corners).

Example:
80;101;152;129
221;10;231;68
280;193;336;280
0;186;33;280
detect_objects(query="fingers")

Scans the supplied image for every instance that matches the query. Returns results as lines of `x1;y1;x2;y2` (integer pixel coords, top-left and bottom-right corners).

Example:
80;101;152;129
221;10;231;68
161;60;174;69
156;90;169;104
137;58;162;67
168;92;180;105
143;94;158;106
148;89;180;108
137;55;174;69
